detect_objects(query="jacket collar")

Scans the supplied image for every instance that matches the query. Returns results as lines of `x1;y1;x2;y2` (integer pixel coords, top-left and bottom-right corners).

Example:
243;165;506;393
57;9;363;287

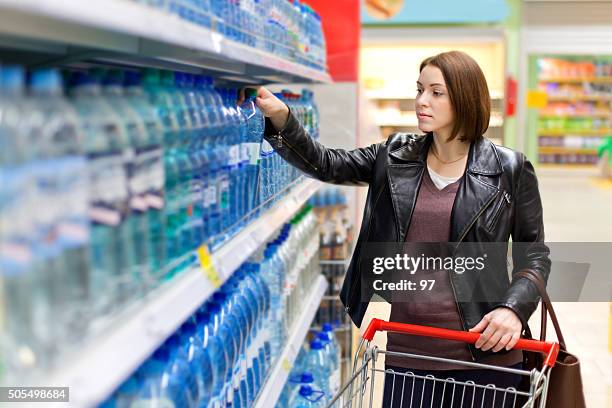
389;132;504;176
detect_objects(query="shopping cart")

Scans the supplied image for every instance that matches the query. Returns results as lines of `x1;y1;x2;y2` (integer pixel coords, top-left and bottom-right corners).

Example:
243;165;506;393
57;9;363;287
327;318;560;408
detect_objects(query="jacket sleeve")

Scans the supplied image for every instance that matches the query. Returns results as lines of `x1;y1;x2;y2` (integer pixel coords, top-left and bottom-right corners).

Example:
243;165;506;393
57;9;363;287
264;107;380;185
496;153;551;329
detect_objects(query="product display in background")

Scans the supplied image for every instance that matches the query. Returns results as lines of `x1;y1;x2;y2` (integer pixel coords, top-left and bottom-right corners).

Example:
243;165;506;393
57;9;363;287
100;206;321;407
135;0;327;71
534;57;612;166
0;64;320;384
309;187;355;393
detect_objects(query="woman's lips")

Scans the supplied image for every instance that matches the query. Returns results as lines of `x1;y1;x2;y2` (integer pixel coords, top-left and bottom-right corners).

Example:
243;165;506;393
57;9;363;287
417;113;432;119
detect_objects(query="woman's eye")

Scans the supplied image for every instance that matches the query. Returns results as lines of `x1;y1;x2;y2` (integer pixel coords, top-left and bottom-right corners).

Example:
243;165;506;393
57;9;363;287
433;91;443;96
416;89;423;95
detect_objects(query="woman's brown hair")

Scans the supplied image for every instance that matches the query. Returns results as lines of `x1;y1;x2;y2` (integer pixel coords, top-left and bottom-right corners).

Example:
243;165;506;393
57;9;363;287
420;51;491;142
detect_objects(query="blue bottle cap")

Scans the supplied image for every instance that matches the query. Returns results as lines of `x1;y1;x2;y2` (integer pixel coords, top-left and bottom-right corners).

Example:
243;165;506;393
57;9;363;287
322;323;333;332
0;65;25;93
30;69;62;93
317;332;330;343
301;372;314;383
310;340;324;350
299;385;313;397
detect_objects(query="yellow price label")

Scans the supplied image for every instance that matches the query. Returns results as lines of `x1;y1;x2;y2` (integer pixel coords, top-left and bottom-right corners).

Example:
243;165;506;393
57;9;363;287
526;90;548;109
282;358;292;373
197;245;221;288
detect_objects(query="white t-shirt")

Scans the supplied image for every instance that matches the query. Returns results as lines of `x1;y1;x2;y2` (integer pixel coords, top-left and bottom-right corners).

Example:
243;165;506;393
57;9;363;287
427;165;461;190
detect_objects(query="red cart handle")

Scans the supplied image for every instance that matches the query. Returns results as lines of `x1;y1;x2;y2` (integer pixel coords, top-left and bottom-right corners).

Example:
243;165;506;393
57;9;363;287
362;318;560;368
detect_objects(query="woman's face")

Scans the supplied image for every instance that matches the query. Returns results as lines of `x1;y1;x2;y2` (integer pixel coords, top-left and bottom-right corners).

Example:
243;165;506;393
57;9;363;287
415;65;455;136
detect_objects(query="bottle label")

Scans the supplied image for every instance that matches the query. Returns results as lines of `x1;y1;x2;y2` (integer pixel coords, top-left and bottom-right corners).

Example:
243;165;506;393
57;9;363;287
246;142;261;165
260;139;274;157
87;152;129;226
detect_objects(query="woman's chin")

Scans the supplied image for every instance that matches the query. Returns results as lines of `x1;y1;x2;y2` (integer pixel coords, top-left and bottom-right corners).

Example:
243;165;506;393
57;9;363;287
417;124;433;133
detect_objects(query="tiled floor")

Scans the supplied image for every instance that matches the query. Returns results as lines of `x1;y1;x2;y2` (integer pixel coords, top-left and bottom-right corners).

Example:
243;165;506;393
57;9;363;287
353;167;612;407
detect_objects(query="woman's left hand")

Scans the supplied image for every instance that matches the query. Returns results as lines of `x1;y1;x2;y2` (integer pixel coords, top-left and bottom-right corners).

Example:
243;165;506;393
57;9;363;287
469;307;522;352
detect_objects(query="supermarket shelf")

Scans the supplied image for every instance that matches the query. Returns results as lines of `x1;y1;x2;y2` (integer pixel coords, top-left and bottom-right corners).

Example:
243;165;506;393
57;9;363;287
538;146;598;155
0;0;331;84
538;133;606;138
39;178;322;408
539;112;610;118
538;129;612;136
254;275;328;408
320;258;351;265
539;76;612;84
547;95;612;102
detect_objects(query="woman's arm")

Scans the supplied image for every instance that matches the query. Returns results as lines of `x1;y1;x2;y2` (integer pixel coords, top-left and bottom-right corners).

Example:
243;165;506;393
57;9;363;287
248;86;380;185
470;154;551;352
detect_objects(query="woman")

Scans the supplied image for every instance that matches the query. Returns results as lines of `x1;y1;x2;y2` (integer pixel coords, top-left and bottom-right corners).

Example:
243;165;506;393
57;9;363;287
245;51;550;406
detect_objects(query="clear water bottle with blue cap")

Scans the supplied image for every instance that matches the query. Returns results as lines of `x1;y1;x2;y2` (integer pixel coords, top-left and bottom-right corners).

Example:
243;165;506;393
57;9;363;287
304;339;332;397
288;384;326;408
179;319;213;405
317;330;340;395
239;88;265;214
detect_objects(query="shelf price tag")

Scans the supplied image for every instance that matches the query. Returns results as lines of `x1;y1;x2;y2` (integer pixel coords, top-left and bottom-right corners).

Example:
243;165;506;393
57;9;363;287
527;90;548;109
282;358;292;373
197;245;222;288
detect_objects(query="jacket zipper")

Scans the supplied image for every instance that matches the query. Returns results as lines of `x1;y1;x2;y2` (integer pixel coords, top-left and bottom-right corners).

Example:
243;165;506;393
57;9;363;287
486;191;511;232
272;133;319;172
451;189;500;361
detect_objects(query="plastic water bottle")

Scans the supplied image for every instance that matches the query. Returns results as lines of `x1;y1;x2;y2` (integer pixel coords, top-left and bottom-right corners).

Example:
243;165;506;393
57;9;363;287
101;69;151;297
239;88;265;215
0;65;40;375
278;371;323;408
123;70;167;285
184;318;215;405
69;71;135;315
196;306;229;407
142;69;182;279
132;347;188;406
30;69;91;340
289;385;326;408
317;330;340;395
304;340;332;397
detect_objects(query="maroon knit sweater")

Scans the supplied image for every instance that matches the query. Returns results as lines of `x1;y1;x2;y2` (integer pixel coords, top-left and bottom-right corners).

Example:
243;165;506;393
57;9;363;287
385;168;523;370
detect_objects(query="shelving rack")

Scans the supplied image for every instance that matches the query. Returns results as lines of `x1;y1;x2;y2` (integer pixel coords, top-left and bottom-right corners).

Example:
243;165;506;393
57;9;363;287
0;1;332;406
0;0;332;84
533;57;612;166
38;179;322;407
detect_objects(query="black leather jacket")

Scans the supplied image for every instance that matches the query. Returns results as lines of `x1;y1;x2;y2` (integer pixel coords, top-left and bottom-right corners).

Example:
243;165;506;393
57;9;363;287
264;110;551;361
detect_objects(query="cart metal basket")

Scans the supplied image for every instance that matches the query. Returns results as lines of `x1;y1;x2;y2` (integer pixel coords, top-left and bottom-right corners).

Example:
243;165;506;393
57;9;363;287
327;319;560;408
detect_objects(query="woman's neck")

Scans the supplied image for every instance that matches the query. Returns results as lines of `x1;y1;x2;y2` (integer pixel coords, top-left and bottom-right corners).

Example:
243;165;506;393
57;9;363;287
427;131;470;178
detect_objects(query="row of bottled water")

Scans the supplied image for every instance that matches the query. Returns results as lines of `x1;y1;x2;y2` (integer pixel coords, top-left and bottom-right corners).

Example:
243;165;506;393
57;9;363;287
276;323;342;407
136;0;327;71
0;64;320;380
101;205;321;407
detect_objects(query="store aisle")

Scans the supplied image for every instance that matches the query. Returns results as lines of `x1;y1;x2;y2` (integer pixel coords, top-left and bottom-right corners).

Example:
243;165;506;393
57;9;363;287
358;167;612;407
535;167;612;407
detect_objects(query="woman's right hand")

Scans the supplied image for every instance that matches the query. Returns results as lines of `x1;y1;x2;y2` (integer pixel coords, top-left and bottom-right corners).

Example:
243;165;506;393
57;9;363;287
239;86;289;132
